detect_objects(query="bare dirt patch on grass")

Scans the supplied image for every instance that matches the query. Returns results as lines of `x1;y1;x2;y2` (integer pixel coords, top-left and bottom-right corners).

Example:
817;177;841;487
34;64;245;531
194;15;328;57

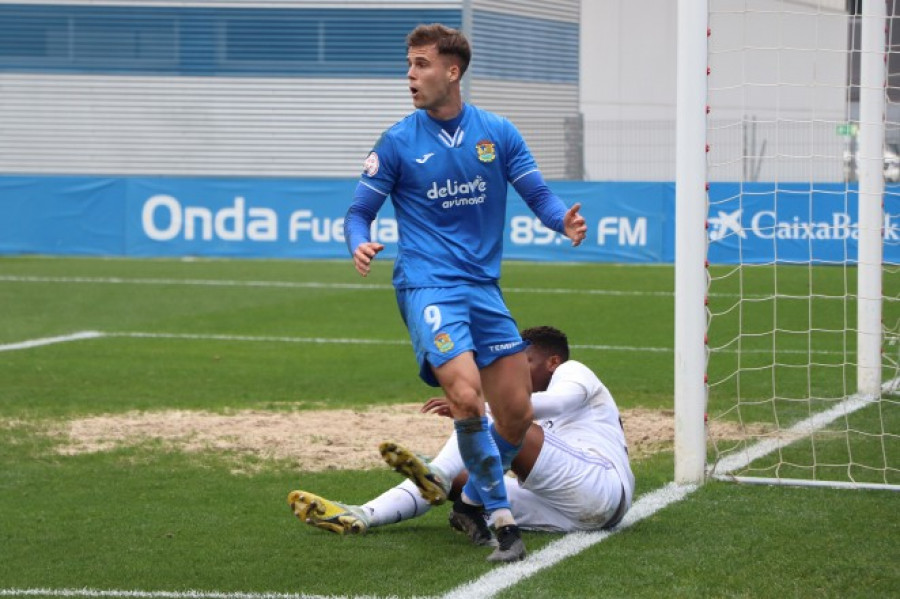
47;405;754;472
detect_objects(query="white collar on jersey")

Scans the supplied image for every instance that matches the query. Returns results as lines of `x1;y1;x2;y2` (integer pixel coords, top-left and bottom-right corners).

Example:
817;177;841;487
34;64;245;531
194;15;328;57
438;126;465;148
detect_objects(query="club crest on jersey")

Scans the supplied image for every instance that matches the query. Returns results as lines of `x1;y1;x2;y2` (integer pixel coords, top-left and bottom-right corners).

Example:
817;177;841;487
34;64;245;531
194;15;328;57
434;332;454;353
363;151;379;177
476;140;496;163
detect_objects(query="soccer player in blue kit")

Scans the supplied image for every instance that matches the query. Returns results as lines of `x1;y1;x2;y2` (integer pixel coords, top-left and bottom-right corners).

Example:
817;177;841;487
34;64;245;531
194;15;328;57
340;23;587;562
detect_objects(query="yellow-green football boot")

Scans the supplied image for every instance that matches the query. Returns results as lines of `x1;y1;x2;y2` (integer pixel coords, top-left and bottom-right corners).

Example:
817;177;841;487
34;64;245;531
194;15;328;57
379;441;450;505
287;490;369;535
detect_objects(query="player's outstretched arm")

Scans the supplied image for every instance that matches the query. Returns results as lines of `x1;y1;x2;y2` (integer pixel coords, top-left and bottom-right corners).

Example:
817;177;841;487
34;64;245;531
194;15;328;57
352;242;384;277
564;202;587;247
512;171;586;248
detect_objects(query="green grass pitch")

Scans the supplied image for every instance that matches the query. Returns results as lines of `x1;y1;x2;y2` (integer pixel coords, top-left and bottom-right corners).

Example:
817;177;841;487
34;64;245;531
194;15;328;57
0;256;896;598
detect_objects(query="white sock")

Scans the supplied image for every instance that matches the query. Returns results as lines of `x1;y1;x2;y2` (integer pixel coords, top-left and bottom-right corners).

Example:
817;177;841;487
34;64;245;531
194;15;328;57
361;480;431;527
429;431;466;485
489;508;516;529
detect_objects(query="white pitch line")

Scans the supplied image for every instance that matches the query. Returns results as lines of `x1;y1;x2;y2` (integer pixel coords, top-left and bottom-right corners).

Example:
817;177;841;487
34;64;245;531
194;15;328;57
102;332;844;357
441;483;698;599
709;378;898;478
0;275;667;297
106;331;412;346
506;286;672;297
0;329;672;354
0;275;392;292
572;343;671;352
1;273;833;301
1;329;852;357
0;331;105;352
443;380;897;599
107;332;672;353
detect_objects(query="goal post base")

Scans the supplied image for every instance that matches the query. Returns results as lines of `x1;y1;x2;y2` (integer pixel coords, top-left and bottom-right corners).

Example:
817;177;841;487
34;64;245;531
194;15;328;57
709;474;900;493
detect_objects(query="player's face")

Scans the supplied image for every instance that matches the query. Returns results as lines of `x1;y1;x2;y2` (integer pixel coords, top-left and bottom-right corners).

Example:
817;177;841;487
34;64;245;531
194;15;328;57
407;44;458;114
525;345;556;393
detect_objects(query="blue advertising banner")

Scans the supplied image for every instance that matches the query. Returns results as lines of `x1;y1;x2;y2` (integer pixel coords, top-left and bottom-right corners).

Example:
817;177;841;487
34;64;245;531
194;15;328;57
0;176;670;263
1;175;898;264
0;176;127;256
125;178;366;259
504;181;671;262
706;182;900;264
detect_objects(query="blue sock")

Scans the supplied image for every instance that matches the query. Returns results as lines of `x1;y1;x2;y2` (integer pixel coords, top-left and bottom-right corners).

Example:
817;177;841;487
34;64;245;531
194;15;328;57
489;422;523;471
454;416;510;513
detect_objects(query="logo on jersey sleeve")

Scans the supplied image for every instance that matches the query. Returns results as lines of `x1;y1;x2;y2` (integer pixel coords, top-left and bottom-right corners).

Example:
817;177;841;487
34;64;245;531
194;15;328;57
363;151;380;177
434;332;454;353
476;140;496;163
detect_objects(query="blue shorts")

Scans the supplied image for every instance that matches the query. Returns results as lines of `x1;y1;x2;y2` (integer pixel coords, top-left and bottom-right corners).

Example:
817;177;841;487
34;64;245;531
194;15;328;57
396;283;526;387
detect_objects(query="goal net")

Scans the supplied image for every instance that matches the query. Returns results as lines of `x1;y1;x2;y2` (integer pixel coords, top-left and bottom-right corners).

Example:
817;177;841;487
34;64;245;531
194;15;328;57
679;0;900;490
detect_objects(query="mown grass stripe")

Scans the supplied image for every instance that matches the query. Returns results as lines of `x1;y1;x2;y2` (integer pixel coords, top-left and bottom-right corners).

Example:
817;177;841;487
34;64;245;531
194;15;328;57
0;588;364;599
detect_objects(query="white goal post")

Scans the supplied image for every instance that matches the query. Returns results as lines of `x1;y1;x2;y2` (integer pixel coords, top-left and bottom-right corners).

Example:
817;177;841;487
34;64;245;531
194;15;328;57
675;0;900;490
674;0;710;485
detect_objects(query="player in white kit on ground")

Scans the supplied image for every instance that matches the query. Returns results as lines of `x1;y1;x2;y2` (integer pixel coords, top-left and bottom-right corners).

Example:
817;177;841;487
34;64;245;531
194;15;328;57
289;326;634;545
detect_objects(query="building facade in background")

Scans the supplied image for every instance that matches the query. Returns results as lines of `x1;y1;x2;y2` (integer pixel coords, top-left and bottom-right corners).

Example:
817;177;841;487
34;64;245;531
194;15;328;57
581;0;853;182
0;0;580;179
0;1;871;184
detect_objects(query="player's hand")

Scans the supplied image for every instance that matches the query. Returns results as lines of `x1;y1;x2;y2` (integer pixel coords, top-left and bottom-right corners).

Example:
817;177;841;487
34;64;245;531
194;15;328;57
564;203;587;247
352;242;384;277
421;397;453;418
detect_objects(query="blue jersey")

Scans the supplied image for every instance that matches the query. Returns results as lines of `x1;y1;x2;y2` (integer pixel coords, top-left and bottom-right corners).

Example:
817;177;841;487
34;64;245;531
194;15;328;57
346;104;564;289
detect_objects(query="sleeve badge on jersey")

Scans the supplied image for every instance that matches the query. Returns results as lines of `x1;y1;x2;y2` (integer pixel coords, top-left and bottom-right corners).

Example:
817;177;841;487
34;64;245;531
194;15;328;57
476;140;496;163
363;151;380;177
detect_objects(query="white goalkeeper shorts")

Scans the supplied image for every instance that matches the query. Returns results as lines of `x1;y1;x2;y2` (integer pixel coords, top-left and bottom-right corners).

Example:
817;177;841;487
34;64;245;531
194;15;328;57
504;431;626;532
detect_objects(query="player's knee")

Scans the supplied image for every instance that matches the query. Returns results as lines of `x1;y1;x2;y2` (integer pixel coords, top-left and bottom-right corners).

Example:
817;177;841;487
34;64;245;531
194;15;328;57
444;384;483;419
507;389;533;429
494;394;532;443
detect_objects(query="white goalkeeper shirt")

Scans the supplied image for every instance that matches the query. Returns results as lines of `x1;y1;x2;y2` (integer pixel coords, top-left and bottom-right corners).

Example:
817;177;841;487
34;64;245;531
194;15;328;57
530;359;635;506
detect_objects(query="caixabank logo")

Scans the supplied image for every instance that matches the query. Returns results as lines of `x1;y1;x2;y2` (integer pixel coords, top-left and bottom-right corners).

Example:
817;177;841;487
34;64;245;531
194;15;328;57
707;208;900;242
707;206;900;263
